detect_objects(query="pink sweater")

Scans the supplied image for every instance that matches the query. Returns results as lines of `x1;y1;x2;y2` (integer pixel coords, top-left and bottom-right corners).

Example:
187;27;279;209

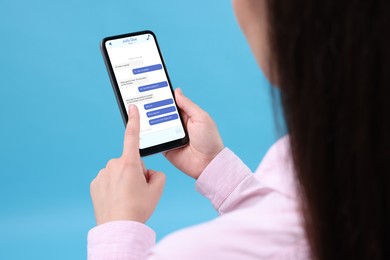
88;136;309;259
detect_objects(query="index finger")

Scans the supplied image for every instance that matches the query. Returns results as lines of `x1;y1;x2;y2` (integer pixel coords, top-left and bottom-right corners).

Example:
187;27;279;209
122;104;141;160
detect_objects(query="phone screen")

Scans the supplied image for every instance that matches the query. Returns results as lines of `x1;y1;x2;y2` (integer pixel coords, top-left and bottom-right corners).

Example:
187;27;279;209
101;31;188;156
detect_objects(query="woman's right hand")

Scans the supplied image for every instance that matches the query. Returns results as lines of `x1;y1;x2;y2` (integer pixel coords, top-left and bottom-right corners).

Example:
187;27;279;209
164;88;224;179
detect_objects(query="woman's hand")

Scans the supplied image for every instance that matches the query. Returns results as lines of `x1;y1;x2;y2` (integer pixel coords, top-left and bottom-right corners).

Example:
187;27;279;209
164;89;224;179
90;105;166;225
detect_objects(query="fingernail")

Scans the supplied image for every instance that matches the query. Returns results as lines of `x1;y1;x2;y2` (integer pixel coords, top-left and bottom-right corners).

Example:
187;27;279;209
178;88;183;95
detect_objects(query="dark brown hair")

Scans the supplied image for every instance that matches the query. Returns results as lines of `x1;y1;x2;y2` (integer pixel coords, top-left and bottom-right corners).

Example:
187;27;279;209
266;1;390;259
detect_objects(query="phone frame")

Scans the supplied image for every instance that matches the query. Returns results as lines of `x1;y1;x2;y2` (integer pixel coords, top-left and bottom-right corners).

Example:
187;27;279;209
100;30;189;157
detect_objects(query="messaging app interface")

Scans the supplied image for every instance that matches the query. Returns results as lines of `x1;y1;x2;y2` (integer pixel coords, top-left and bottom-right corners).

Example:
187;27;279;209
106;33;185;149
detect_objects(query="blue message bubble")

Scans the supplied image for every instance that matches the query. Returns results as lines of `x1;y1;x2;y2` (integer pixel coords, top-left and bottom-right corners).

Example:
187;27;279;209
146;106;176;118
149;113;179;126
133;64;162;75
144;98;174;110
138;81;168;92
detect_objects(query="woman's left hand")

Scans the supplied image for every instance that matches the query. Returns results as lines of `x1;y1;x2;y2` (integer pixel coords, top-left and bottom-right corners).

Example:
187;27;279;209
90;105;166;225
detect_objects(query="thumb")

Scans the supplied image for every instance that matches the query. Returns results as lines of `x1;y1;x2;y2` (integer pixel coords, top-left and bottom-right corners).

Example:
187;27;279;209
175;88;204;118
122;104;140;160
147;169;166;195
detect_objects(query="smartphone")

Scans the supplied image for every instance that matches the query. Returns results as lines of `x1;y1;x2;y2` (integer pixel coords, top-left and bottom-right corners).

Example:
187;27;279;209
100;30;189;156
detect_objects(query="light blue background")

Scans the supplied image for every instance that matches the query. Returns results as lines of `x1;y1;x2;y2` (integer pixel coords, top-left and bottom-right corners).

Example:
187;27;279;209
0;0;280;259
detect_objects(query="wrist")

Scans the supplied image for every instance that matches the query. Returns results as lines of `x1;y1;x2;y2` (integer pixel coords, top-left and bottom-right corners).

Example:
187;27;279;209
96;211;149;226
195;146;225;179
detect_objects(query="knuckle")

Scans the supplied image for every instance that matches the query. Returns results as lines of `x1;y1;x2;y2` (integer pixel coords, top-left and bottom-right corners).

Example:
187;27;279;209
106;158;118;168
125;125;138;137
203;111;212;120
96;169;104;178
90;169;103;189
90;178;97;194
121;156;139;168
90;179;95;188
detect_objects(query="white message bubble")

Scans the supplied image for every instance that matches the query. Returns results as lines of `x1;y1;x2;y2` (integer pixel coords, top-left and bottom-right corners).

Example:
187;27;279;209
114;58;144;70
119;75;149;87
125;93;154;105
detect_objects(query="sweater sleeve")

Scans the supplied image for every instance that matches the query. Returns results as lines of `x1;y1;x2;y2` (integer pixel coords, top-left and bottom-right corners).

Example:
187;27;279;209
195;147;260;214
87;221;155;260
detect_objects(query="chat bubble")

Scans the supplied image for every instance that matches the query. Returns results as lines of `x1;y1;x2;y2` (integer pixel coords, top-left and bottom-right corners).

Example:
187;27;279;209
133;64;162;75
146;106;177;118
119;75;149;87
149;113;179;126
144;98;174;110
114;59;144;70
138;81;168;92
125;93;154;105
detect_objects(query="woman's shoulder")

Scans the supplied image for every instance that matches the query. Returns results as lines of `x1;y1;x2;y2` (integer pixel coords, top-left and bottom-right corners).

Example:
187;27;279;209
151;196;308;260
254;135;298;199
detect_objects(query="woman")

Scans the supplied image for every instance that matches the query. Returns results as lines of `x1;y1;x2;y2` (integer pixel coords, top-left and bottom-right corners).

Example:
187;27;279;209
88;0;389;259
